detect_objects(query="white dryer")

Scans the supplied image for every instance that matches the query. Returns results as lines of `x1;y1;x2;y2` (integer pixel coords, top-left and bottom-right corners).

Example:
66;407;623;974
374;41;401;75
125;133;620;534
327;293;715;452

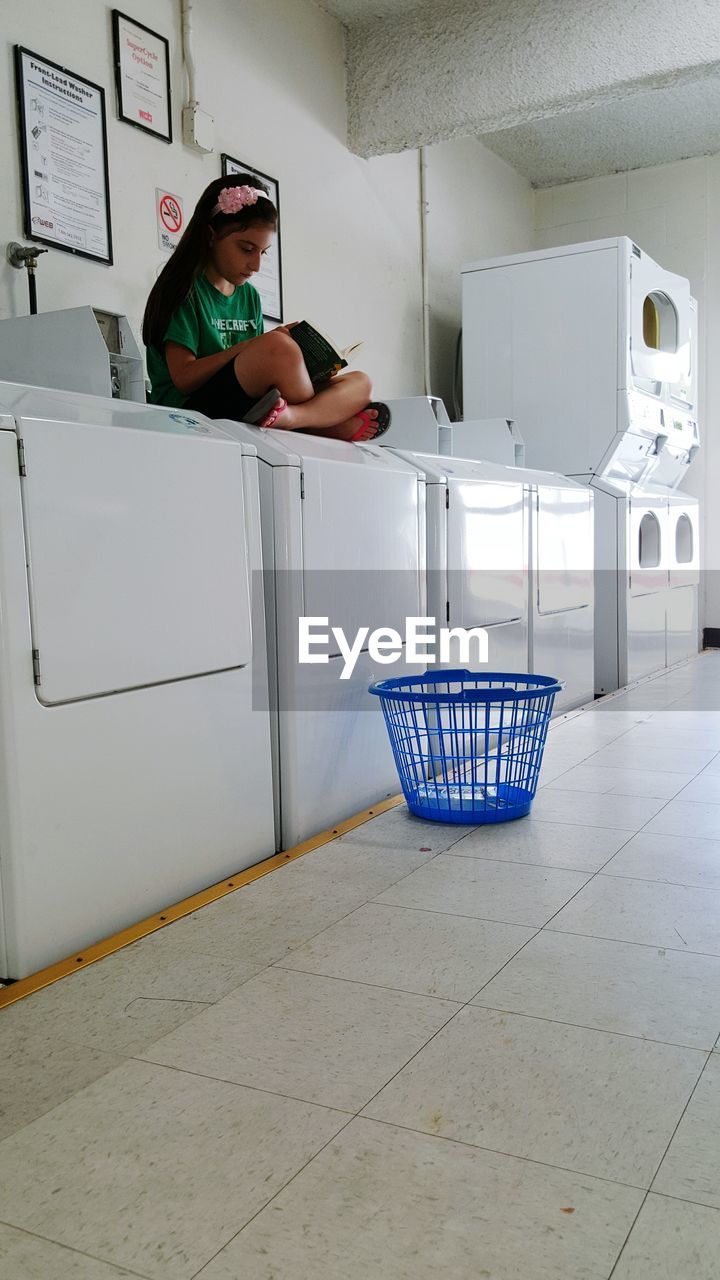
0;381;275;980
462;237;700;693
215;424;427;851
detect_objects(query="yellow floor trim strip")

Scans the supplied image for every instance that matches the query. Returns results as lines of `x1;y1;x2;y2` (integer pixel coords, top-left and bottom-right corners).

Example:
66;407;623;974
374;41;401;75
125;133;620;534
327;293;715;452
0;651;706;1009
0;791;405;1009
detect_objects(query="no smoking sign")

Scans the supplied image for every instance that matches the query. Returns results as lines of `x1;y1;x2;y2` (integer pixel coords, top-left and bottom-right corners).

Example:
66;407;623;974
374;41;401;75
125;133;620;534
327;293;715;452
156;188;184;253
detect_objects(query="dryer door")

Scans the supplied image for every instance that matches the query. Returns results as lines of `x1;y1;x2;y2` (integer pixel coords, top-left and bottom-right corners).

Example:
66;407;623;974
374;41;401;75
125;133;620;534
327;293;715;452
628;494;668;598
630;253;691;385
447;476;527;628
669;497;700;590
19;411;252;704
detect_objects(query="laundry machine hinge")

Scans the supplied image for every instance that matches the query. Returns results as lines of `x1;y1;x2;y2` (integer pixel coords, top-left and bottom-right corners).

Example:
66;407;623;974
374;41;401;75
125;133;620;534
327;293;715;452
300;473;305;499
17;439;26;476
446;599;450;623
32;649;41;685
445;486;450;509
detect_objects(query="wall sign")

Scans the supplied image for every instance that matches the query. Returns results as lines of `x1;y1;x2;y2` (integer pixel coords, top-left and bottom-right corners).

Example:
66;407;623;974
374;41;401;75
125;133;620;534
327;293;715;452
113;11;172;143
15;46;113;264
221;154;284;323
156;187;184;253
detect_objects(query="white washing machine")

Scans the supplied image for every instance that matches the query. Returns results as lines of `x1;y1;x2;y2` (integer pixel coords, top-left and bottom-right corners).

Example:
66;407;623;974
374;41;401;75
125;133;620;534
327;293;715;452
378;395;453;455
462;237;700;693
525;469;595;713
383;401;594;714
0;381;275;980
388;450;530;675
379;395;525;468
215;423;427;851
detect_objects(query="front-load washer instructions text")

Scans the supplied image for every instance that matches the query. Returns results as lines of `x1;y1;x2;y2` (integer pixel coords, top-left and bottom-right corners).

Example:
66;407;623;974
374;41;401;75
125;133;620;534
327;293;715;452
16;47;113;264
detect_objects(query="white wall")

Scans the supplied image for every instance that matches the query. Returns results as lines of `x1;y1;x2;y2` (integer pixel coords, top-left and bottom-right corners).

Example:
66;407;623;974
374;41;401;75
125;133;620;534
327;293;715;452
0;0;422;394
535;156;719;628
426;137;534;409
0;0;533;405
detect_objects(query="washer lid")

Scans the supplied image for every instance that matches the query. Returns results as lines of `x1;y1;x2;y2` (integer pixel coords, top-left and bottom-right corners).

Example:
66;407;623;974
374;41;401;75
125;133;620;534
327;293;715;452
18;407;252;704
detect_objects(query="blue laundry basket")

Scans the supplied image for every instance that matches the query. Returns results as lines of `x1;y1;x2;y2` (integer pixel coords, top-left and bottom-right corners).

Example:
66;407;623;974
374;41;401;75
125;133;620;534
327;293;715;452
369;670;564;824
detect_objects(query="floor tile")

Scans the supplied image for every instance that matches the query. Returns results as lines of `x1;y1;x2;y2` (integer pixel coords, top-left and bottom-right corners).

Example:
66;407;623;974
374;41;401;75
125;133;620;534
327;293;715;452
703;761;720;777
653;1054;720;1208
138;837;439;970
450;819;632;871
550;875;720;955
644;801;720;840
363;1007;705;1185
536;754;596;787
584;744;716;775
0;1223;139;1279
196;1117;643;1280
0;935;242;1056
374;854;590;927
648;710;720;732
338;805;468;855
0;1059;345;1280
530;789;666;831
278;903;534;1001
618;725;720;753
585;707;653;727
549;718;636;745
603;832;720;890
545;764;692;799
472;931;720;1048
676;774;720;804
0;1019;124;1142
141;967;458;1113
612;1194;720;1280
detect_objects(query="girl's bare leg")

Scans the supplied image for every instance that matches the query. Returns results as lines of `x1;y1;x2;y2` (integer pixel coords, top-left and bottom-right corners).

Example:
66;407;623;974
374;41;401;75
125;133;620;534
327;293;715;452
231;331;378;439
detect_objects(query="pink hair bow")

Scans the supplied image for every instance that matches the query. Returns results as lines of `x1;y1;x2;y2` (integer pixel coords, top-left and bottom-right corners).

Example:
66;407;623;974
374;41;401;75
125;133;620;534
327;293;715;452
212;185;266;216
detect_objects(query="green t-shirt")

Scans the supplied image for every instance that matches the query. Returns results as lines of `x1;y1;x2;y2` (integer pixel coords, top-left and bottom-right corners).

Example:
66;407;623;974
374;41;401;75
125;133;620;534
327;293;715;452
147;273;264;407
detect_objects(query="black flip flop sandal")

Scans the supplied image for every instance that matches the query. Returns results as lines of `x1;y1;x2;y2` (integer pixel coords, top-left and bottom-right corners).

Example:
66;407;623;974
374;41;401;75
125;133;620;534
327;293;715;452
367;401;392;437
244;386;282;425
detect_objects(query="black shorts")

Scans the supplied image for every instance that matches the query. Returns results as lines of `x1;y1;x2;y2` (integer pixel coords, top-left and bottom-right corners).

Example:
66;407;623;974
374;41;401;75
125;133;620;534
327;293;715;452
185;360;258;422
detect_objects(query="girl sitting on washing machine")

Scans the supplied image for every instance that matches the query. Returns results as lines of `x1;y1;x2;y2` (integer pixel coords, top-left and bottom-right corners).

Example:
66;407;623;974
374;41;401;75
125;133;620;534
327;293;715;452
142;173;389;442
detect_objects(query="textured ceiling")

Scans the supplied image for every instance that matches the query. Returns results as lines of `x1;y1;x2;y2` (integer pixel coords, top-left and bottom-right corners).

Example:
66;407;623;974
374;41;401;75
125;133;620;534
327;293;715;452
315;0;428;21
482;72;720;187
316;0;720;186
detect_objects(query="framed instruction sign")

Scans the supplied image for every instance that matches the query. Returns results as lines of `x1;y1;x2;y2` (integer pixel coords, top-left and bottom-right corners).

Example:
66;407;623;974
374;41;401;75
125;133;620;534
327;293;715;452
15;46;113;264
112;11;172;143
221;154;284;323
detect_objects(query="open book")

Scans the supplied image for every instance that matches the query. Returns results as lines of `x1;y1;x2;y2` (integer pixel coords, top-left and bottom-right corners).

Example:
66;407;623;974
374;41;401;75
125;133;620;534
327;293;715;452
288;320;365;385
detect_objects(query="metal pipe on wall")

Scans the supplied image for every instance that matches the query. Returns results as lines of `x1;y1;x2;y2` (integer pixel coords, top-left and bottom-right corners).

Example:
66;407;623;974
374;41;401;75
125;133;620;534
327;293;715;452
419;147;432;397
180;0;197;106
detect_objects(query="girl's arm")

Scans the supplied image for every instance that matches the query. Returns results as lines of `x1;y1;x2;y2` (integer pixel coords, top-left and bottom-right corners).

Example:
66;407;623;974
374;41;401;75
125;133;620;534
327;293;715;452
165;339;260;396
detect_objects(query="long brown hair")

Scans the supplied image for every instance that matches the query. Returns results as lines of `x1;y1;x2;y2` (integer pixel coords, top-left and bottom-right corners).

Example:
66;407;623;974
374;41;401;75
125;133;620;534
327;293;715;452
142;173;277;348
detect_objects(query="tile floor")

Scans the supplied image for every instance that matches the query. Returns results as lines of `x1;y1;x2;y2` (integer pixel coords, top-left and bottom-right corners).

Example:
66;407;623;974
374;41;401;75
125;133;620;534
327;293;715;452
2;656;720;1278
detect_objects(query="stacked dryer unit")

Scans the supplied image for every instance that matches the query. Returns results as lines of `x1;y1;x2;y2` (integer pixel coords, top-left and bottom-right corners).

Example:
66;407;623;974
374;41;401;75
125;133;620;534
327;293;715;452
462;237;700;693
0;381;275;980
381;397;594;714
215;423;428;851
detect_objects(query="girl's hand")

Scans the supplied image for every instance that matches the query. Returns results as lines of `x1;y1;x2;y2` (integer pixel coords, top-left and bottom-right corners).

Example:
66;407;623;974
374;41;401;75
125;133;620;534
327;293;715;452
274;321;300;336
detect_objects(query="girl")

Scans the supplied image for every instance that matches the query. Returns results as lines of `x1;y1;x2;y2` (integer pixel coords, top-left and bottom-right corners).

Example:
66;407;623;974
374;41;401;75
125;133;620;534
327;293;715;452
143;174;389;442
